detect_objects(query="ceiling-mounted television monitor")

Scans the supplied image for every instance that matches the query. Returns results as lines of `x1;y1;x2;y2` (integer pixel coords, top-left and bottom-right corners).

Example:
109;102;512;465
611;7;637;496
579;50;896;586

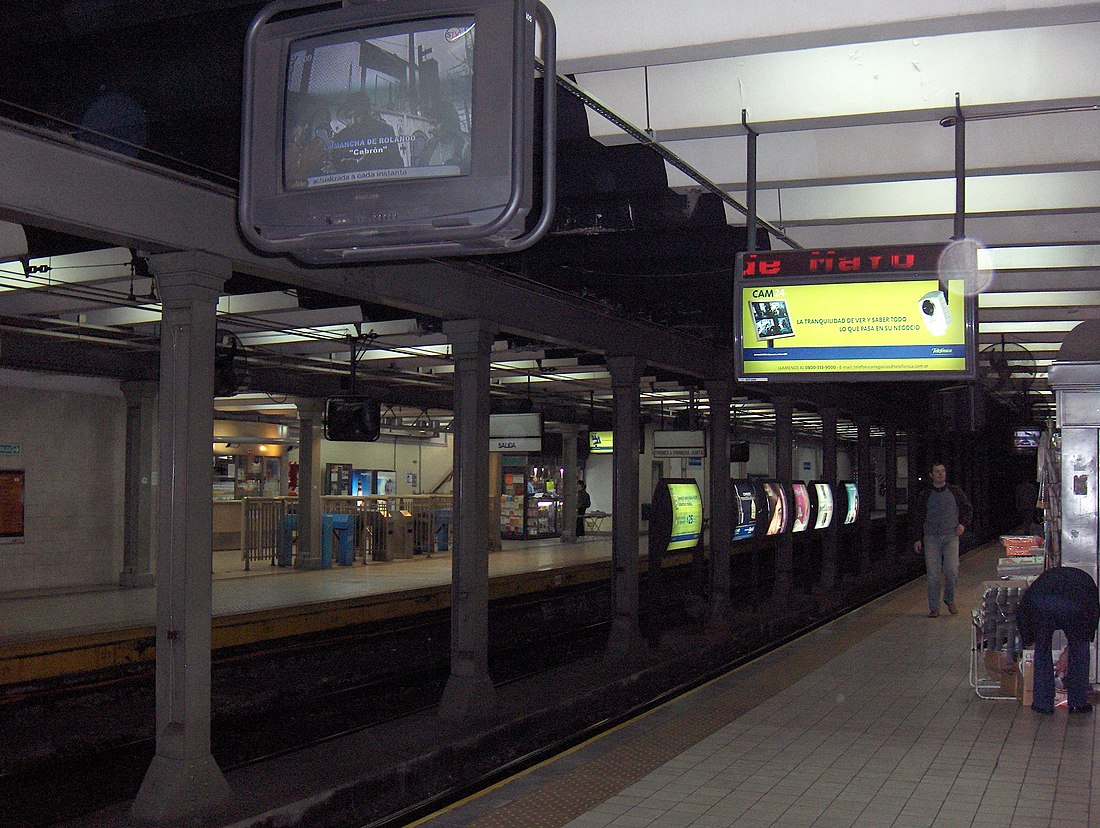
589;430;613;454
240;0;556;262
734;242;978;382
1012;428;1041;453
840;481;859;525
762;480;789;536
811;481;834;529
790;482;811;532
325;396;381;441
731;480;761;541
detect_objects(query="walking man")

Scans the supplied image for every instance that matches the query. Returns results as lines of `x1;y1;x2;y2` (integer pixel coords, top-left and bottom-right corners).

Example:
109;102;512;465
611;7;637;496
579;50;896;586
912;463;973;617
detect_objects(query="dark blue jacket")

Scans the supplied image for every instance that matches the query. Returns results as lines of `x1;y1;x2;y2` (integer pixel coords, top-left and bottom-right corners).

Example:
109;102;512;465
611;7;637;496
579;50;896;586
1017;566;1100;646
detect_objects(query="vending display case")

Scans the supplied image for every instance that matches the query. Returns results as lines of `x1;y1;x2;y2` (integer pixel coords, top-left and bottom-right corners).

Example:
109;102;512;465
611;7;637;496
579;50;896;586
500;462;562;539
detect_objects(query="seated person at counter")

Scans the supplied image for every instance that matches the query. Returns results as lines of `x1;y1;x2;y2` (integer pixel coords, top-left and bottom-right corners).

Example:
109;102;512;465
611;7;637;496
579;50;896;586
1016;565;1100;715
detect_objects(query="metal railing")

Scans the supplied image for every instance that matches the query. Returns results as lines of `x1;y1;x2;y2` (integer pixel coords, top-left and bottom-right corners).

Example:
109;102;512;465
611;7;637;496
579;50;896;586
241;494;453;570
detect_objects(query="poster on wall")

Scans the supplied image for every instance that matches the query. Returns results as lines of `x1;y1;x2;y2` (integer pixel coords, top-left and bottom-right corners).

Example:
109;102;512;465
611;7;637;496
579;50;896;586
0;469;26;540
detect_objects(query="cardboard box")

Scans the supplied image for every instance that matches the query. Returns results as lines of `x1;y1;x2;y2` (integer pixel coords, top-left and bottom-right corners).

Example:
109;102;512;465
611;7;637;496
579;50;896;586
1000;535;1043;557
1016;653;1034;707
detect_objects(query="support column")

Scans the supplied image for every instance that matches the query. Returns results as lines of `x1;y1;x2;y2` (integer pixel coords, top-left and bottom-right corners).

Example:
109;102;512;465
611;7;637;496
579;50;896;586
884;421;898;555
704;378;733;635
439;319;497;720
560;424;579;544
819;408;839;591
293;398;324;569
605;355;646;659
773;396;794;602
133;251;231;824
856;416;873;573
119;380;157;588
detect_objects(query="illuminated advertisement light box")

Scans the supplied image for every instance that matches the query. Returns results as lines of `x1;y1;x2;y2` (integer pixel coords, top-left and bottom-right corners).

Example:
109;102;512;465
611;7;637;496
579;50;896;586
843;482;859;525
589;431;613;454
734;243;978;383
813;482;834;529
666;482;702;551
732;480;758;541
791;482;810;532
762;481;789;536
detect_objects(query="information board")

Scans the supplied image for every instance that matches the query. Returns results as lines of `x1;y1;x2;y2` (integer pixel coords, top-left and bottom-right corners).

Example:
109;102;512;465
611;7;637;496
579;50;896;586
735;243;978;382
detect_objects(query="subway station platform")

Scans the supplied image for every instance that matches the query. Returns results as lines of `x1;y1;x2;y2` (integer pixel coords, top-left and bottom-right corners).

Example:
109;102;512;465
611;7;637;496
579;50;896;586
0;534;630;686
413;541;1097;828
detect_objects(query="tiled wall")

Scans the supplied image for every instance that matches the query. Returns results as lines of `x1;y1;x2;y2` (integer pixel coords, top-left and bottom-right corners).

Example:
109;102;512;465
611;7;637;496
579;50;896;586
0;370;125;594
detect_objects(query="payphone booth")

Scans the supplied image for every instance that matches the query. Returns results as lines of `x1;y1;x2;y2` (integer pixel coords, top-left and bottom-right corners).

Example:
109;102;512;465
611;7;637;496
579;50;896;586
1048;321;1100;684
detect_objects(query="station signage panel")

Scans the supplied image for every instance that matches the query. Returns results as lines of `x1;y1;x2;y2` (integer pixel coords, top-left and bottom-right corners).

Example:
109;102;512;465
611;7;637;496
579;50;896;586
734;242;978;383
652;430;706;458
489;413;542;453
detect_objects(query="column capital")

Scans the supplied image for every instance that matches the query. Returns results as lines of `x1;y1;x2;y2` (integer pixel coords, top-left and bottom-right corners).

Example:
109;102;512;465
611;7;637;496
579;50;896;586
442;318;497;356
293;397;325;418
605;354;645;389
120;379;158;405
149;251;230;304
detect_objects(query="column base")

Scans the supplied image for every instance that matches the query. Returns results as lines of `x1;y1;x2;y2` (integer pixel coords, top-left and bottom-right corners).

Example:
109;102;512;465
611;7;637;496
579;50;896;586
439;670;497;721
704;600;735;643
132;752;231;824
605;617;649;664
119;570;154;588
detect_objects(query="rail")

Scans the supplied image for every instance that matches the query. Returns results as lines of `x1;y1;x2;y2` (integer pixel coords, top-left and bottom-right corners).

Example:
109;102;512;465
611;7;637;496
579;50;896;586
241;495;452;570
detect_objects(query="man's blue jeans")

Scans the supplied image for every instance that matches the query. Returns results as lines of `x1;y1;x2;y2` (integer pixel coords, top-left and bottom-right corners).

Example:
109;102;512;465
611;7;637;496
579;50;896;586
1029;592;1092;710
924;532;959;612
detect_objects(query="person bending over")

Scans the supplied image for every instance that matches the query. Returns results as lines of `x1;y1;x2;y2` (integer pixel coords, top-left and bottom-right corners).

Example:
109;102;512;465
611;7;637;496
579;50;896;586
1016;565;1099;715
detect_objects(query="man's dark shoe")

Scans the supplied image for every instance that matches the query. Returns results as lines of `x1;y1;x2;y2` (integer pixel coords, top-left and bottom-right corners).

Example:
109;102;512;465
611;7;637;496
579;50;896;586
1031;704;1054;715
947;603;958;615
928;609;939;617
1069;704;1093;714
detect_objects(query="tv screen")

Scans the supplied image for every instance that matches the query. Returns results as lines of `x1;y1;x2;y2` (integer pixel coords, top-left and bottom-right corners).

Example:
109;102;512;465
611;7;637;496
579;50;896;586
734;242;978;383
1012;428;1040;452
732;480;759;541
240;0;551;261
325;396;381;441
812;482;833;529
762;481;788;536
284;20;474;191
589;431;613;454
730;440;750;463
843;482;859;524
790;482;810;532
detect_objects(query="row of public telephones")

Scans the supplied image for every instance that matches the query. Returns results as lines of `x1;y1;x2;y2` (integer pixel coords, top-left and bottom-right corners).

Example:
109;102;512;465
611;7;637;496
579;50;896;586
732;479;859;541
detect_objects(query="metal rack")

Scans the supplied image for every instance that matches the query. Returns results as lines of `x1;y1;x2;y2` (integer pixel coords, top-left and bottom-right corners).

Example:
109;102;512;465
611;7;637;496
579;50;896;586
970;585;1023;700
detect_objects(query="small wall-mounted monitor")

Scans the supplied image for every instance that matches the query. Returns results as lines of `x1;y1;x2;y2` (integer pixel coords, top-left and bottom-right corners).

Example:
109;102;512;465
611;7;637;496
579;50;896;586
811;481;834;529
762;480;789;536
240;0;555;262
1012;428;1041;453
840;481;859;525
731;479;761;541
790;481;811;532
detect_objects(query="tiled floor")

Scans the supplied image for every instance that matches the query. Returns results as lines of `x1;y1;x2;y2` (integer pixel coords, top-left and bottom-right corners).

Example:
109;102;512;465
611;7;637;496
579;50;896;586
418;543;1098;828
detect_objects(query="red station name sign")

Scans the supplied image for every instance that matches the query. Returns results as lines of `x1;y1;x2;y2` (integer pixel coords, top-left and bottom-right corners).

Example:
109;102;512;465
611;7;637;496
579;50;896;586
741;244;950;278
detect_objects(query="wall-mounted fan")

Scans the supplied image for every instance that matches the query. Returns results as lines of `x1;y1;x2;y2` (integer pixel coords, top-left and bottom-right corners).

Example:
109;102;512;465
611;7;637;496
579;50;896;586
980;335;1036;413
214;329;249;397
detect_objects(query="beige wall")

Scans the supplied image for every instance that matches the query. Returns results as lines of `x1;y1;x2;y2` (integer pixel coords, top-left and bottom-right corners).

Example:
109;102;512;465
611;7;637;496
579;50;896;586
0;369;126;594
316;434;453;496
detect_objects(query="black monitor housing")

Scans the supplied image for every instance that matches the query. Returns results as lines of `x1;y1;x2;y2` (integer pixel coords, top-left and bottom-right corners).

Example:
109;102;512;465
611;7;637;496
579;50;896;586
240;0;556;262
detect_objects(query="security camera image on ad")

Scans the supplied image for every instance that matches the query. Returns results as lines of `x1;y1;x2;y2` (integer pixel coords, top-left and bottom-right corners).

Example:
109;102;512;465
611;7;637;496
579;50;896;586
750;301;795;340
